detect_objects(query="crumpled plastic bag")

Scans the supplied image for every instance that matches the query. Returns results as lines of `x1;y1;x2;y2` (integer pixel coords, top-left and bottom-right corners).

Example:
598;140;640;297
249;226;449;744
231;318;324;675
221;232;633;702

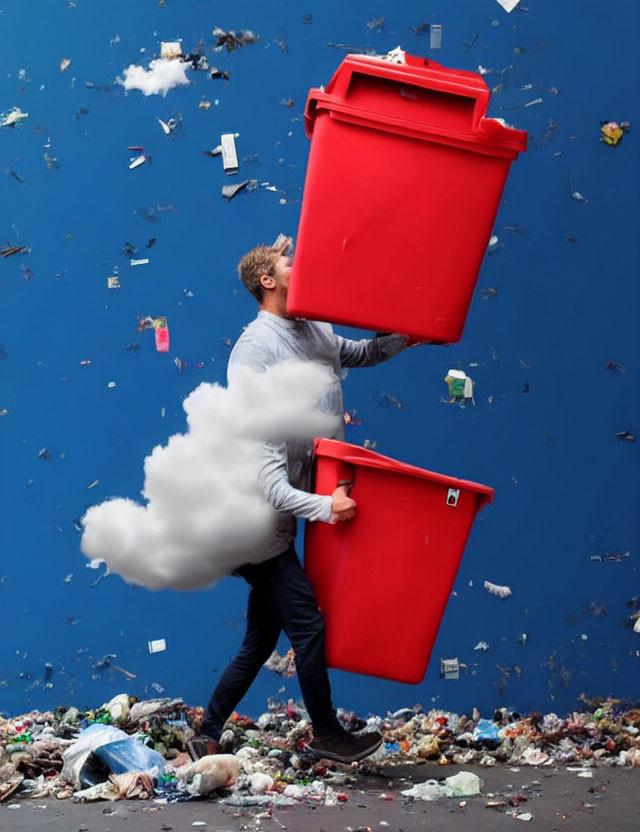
443;770;484;797
93;737;165;776
521;746;550;765
128;698;184;724
61;724;129;787
472;719;500;745
10;737;67;779
175;754;240;796
61;723;164;788
28;773;71;799
283;783;306;799
416;734;440;758
0;762;24;802
401;779;446;801
249;772;274;794
618;748;640;767
235;746;260;770
73;771;155;801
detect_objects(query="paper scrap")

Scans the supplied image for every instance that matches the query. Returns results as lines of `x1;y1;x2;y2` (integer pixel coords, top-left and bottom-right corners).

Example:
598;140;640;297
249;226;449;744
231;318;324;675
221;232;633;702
129;154;146;170
484;580;512;599
496;0;521;12
160;41;182;60
1;107;29;128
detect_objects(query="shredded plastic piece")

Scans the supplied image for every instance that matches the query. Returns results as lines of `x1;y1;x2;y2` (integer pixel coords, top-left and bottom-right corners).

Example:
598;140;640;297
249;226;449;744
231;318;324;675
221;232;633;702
484;581;512;599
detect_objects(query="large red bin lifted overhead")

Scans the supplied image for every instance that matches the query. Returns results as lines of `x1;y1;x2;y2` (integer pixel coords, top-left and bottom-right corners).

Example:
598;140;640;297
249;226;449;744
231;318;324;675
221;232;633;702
305;439;494;685
288;52;527;343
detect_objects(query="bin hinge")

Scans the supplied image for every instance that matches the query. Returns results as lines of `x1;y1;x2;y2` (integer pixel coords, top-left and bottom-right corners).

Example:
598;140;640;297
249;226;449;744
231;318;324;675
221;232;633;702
446;488;460;507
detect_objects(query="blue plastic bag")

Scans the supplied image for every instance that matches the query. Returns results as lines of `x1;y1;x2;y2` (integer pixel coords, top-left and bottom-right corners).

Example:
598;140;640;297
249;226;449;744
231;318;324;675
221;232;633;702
93;737;165;774
472;718;500;745
62;724;166;787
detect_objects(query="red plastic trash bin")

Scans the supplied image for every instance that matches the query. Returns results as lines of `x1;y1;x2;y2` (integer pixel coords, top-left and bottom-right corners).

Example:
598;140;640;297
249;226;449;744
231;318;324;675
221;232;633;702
287;52;527;343
304;438;494;684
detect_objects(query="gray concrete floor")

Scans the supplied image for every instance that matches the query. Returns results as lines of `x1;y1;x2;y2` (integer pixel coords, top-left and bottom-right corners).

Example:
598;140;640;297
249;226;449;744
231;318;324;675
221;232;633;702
1;764;638;831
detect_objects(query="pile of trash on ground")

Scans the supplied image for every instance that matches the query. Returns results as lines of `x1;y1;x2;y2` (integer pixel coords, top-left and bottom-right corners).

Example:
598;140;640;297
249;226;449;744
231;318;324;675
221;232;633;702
1;695;638;806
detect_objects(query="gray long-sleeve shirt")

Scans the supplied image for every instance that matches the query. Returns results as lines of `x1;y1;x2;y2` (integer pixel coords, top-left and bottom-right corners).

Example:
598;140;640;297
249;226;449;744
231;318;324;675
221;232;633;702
227;310;407;559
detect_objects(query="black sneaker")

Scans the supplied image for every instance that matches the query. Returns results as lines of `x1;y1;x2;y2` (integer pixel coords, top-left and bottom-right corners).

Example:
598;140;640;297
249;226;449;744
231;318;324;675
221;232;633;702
187;734;219;761
308;727;382;763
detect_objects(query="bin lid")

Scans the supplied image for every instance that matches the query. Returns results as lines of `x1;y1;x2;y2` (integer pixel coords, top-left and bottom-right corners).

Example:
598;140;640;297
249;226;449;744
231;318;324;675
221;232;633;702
314;437;494;506
305;52;527;157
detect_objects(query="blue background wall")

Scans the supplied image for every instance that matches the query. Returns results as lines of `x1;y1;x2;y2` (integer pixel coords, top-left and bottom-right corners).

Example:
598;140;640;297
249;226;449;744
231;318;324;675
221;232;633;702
1;0;638;720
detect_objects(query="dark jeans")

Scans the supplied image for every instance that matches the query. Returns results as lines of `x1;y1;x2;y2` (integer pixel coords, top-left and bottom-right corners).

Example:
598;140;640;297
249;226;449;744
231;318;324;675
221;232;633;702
201;546;339;740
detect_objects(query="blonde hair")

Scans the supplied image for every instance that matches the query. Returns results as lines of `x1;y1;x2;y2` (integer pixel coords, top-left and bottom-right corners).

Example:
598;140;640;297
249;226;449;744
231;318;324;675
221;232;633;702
237;244;278;302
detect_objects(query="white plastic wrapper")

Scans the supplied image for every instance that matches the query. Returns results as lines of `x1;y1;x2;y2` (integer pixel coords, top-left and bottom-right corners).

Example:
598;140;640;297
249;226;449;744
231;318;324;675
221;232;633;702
484;580;512;599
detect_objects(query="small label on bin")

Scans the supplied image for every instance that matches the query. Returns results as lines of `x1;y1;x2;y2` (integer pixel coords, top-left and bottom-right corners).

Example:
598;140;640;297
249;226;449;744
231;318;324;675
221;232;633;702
430;24;443;50
447;488;460;507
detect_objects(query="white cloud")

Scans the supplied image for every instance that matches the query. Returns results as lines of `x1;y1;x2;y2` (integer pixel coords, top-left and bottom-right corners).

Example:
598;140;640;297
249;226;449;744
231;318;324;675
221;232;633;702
121;58;190;96
80;362;339;591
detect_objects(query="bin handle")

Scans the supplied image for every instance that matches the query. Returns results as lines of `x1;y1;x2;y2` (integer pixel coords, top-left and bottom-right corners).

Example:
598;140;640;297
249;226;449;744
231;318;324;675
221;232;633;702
324;60;490;132
334;461;356;492
305;94;526;156
313;101;501;150
327;451;493;505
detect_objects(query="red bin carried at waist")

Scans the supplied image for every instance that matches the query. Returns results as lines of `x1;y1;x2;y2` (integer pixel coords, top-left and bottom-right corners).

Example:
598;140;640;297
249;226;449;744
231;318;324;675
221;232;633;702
304;438;494;684
287;51;527;343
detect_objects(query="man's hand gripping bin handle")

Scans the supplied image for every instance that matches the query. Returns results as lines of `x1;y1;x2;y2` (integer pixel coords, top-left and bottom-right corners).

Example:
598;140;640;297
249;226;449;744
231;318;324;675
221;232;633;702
310;453;357;524
312;455;356;497
336;458;355;491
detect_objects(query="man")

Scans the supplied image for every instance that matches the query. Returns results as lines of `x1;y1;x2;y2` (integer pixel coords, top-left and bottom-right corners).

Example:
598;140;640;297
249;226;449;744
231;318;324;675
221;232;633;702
188;237;408;764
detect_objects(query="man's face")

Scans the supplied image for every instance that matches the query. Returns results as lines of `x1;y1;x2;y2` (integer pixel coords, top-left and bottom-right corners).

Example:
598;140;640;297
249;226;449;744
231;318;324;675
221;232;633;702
258;236;294;302
272;251;293;294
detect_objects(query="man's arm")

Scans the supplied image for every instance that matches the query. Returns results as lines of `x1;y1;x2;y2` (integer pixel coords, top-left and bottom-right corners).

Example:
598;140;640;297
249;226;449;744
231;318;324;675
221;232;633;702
258;441;333;522
227;337;271;383
336;333;408;369
258;441;356;524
